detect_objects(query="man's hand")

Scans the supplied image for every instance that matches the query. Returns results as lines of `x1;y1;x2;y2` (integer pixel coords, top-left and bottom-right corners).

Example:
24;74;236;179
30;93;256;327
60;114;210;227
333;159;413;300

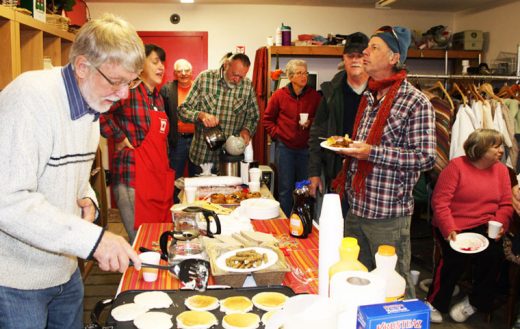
115;138;134;152
198;112;219;127
93;231;141;273
308;176;323;198
240;129;251;145
77;198;96;223
512;185;520;215
337;141;371;160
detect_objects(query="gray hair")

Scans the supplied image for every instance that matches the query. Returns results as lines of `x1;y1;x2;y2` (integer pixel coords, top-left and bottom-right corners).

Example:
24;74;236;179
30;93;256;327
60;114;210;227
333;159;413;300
285;59;307;78
174;59;192;71
69;13;145;74
463;128;504;161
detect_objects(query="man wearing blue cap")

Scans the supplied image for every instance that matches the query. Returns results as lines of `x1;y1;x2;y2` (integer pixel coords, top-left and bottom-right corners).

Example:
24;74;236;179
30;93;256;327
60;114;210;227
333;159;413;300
335;26;436;300
308;32;369;218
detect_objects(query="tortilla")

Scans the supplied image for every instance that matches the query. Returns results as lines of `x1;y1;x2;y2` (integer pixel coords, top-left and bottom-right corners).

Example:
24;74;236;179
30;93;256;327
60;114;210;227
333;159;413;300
133;311;173;329
110;303;148;322
134;291;173;309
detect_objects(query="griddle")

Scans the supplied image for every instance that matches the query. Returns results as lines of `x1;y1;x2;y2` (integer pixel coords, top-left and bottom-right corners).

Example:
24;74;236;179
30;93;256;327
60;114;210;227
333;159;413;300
106;285;295;328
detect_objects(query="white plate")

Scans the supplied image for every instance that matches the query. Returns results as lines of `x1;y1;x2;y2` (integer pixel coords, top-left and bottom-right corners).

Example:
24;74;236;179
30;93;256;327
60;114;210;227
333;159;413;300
216;247;278;273
320;140;356;152
450;232;489;254
240;198;280;220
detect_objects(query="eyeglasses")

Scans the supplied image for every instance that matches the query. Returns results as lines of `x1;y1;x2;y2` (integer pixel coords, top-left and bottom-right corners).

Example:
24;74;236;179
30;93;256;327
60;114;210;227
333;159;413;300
375;26;401;57
293;71;309;77
92;64;142;90
175;69;191;74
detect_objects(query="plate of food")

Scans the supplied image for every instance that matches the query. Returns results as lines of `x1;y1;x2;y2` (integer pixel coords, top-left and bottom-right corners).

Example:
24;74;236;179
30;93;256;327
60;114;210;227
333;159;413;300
320;134;355;152
216;247;278;273
450;232;489;254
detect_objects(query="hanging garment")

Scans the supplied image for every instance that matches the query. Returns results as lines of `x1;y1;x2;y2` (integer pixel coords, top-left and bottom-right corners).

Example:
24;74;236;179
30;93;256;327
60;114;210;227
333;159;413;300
504;98;520;133
493;102;514;167
450;103;480;160
134;109;175;229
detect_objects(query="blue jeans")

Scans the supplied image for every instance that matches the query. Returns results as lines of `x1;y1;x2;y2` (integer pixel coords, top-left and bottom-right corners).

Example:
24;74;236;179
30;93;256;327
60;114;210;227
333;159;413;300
170;135;197;202
0;268;83;329
275;141;309;217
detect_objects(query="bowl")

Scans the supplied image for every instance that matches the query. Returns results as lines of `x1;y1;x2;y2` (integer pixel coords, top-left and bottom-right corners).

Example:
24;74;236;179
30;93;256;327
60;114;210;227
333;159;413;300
240;198;280;220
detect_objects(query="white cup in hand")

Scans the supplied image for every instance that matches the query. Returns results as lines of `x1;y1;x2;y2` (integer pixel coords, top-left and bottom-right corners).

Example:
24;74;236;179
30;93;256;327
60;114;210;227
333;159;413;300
139;251;161;282
299;113;309;126
488;220;503;239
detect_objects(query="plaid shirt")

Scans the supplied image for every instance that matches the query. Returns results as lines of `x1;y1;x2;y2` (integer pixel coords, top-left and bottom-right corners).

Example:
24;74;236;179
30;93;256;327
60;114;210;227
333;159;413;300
346;79;436;219
178;69;259;165
100;84;165;187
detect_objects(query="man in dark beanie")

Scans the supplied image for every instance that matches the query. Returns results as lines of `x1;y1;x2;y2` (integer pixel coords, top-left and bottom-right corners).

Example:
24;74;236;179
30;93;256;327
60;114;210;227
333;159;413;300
308;32;369;219
334;25;436;301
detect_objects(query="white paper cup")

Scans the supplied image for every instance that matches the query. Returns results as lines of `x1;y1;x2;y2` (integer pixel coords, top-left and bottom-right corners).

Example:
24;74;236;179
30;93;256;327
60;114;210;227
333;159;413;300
185;186;197;203
249;168;262;183
410;270;420;286
249;181;260;192
139;251;161;282
488;220;503;239
299;113;309;125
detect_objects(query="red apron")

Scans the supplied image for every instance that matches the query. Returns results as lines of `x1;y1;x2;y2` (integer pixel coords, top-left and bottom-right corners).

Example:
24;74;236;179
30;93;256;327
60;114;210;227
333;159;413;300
134;110;175;229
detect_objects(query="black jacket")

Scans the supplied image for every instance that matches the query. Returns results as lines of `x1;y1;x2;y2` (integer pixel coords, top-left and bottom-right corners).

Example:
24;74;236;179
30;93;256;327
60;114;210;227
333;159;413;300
160;80;180;150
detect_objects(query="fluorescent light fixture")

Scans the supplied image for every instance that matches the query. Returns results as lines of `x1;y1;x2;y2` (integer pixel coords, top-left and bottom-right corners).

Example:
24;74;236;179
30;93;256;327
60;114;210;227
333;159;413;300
181;0;194;3
375;0;396;8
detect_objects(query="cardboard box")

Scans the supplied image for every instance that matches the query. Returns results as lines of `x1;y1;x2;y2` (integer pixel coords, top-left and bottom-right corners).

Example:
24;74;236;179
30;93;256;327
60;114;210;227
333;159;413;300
453;30;483;50
20;0;46;22
357;299;430;329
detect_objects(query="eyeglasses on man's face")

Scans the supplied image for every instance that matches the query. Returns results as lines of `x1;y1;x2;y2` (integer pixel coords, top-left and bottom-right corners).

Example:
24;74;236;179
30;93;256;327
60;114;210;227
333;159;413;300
175;69;191;74
375;26;401;56
92;64;141;91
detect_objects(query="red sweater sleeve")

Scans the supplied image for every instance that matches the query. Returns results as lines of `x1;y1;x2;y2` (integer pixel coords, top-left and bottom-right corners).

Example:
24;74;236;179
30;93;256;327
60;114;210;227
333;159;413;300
262;90;281;140
431;160;460;238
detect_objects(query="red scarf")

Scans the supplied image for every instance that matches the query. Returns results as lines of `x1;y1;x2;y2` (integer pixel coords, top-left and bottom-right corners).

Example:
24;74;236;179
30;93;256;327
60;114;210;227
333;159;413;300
332;70;407;198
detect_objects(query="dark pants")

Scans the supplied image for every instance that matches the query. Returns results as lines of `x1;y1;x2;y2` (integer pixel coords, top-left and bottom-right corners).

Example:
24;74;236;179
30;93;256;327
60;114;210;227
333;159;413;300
427;225;504;313
170;134;197;203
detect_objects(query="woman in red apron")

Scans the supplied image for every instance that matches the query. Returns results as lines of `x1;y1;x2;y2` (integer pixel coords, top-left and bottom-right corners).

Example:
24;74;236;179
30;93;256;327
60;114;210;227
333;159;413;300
100;44;174;242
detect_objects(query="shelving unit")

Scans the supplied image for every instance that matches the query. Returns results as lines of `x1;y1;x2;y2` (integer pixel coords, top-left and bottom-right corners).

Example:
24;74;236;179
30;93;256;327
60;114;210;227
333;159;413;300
0;6;75;89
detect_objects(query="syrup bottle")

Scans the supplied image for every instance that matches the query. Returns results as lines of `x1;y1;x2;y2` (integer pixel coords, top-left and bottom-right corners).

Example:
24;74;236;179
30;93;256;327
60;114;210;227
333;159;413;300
289;180;313;238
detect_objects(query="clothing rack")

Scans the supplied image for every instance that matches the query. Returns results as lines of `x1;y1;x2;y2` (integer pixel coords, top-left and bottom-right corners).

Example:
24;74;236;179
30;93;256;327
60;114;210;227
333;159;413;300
408;74;520;81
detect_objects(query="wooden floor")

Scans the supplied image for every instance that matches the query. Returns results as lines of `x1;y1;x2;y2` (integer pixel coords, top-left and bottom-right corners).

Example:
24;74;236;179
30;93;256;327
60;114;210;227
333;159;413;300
82;209;516;328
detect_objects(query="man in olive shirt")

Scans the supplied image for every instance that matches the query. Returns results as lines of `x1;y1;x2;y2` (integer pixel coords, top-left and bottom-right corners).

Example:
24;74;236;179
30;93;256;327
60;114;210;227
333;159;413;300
178;53;259;173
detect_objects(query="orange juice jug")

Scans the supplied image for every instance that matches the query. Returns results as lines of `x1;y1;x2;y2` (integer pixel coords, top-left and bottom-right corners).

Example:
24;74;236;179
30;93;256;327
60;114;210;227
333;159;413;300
329;237;368;281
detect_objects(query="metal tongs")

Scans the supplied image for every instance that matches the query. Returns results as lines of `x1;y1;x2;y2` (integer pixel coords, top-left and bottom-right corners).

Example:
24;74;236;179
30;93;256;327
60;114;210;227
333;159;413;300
131;258;210;292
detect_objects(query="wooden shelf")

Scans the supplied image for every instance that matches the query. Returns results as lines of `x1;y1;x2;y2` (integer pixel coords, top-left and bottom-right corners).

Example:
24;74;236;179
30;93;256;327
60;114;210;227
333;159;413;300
0;6;75;89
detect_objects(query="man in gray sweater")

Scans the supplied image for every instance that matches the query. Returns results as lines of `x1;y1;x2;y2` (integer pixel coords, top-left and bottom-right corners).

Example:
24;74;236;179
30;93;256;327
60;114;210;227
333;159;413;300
0;14;144;328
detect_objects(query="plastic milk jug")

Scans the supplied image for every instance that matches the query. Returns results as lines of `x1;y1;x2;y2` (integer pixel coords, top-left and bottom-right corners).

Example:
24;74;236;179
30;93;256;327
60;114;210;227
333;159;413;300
370;245;406;302
329;237;368;281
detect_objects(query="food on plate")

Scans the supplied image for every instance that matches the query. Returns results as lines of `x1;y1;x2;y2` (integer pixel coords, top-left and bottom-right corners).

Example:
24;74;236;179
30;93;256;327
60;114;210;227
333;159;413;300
261;310;279;325
184;295;220;311
111;303;149;322
252;292;288;311
209;190;261;205
225;249;268;269
176;310;218;329
222;312;260;329
326;134;353;148
245;192;261;199
133;311;173;329
220;296;254;314
133;291;173;309
210;193;226;204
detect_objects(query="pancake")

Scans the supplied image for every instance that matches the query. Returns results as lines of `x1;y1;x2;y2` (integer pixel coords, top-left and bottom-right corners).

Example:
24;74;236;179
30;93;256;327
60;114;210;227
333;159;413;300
133;311;173;329
222;313;260;329
111;303;149;322
251;292;288;311
261;310;279;325
134;291;173;309
220;296;254;314
176;310;218;329
184;295;220;311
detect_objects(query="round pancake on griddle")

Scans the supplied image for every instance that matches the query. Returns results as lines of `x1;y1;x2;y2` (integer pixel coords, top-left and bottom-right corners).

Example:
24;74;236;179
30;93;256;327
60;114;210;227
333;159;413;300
111;303;149;322
134;291;173;309
261;310;279;325
176;310;218;329
222;313;260;329
252;292;288;311
133;311;173;329
184;295;219;311
220;296;253;314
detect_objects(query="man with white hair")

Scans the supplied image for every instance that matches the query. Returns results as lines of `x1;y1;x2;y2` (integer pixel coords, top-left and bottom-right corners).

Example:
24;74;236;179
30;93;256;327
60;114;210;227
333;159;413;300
161;59;196;202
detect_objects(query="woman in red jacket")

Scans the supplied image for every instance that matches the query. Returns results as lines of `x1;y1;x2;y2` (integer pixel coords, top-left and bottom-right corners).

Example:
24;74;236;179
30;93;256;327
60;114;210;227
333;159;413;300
262;59;321;216
426;128;513;324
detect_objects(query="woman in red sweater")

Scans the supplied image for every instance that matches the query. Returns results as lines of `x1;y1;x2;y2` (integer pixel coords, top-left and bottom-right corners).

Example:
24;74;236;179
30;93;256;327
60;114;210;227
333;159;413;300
426;128;513;324
262;59;321;216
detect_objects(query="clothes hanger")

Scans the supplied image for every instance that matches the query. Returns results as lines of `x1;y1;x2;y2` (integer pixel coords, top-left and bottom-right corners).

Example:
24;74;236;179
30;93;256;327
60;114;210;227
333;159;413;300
479;82;503;104
448;82;468;105
426;80;455;110
497;83;513;98
469;82;486;102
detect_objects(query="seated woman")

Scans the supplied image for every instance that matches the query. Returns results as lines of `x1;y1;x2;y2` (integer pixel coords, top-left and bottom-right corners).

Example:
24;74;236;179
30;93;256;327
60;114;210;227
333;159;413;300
426;128;513;324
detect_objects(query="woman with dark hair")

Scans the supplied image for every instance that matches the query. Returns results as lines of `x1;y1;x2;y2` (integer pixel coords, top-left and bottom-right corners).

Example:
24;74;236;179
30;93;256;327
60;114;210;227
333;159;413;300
426;128;513;324
101;44;173;242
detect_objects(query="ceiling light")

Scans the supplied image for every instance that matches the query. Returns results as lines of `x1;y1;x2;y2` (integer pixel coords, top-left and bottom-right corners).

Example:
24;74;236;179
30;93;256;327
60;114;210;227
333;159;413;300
180;0;194;3
375;0;396;9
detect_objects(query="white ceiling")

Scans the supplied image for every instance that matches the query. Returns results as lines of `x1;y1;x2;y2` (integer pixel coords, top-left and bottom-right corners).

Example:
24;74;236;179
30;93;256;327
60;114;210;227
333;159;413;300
86;0;517;13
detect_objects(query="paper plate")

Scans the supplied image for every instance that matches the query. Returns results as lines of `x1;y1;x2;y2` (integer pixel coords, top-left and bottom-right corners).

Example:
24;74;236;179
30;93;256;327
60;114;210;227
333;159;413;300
450;232;489;254
216;247;278;273
320;140;356;152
